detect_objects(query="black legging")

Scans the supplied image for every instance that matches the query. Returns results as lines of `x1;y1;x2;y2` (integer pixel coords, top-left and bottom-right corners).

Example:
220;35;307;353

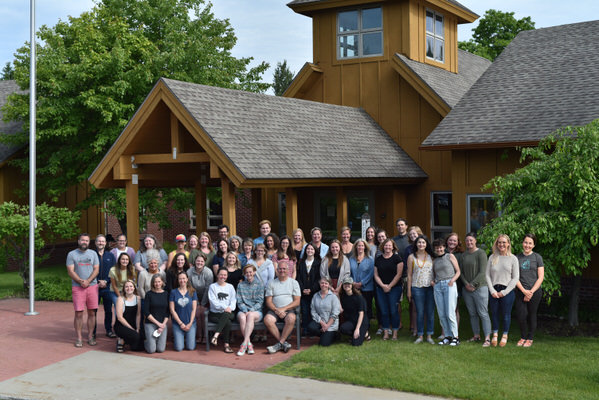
515;289;542;340
307;320;337;346
362;291;374;321
209;311;235;342
340;318;370;346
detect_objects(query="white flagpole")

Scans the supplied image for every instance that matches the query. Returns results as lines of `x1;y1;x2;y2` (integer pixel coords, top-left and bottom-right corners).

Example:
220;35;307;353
25;0;38;316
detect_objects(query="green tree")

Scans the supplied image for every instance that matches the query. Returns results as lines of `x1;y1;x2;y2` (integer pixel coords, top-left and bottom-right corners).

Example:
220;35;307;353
0;202;80;289
458;9;535;61
2;0;269;228
1;62;14;80
273;60;294;96
477;119;599;326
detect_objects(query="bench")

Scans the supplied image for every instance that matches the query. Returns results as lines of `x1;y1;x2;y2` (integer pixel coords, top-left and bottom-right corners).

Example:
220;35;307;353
204;308;301;352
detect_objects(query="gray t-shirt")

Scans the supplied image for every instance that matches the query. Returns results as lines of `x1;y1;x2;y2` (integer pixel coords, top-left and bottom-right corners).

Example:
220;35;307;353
517;252;544;290
66;249;99;287
433;253;456;283
265;277;301;308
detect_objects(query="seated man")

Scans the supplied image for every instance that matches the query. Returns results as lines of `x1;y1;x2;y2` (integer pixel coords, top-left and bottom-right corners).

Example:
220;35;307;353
264;261;301;353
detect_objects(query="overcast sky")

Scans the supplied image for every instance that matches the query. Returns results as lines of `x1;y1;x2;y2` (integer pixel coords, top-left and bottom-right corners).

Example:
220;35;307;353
1;0;598;90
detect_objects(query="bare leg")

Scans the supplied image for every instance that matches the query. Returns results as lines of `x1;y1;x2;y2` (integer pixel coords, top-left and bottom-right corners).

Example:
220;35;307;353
237;312;247;342
86;309;96;340
263;314;281;342
243;312;259;344
74;311;84;341
280;313;296;343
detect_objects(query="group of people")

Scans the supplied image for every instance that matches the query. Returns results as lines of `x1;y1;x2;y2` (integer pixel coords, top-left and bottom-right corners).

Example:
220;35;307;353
65;218;544;355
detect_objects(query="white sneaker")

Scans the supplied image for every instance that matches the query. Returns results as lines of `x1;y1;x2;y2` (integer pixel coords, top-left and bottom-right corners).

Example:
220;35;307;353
247;342;255;355
414;337;423;344
237;343;247;356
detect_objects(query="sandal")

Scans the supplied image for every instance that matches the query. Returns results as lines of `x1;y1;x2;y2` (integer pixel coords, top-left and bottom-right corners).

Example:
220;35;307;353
523;339;533;348
211;335;218;346
106;331;117;338
517;338;526;347
468;336;481;342
116;340;124;353
365;333;372;341
491;334;498;347
74;339;83;348
482;339;491;348
499;334;508;348
88;337;97;346
224;344;233;353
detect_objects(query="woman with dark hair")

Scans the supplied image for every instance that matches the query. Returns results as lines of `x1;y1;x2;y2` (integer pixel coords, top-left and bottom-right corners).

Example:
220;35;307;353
365;226;378;259
134;234;168;272
273;235;297;279
109;253;137;306
308;277;341;346
404;226;423;336
212;239;229;275
374;238;403;340
320;239;351;294
460;232;491;346
432;238;461;346
187;252;213;344
143;274;169;353
296;242;321;336
339;226;354;258
339;276;370;346
208;268;237;353
114;280;143;352
445;232;464;337
166;253;190;293
189;232;215;269
486;234;519;347
515;234;544;347
407;235;435;344
169;271;197;351
375;229;388;258
349;239;374;321
264;233;280;261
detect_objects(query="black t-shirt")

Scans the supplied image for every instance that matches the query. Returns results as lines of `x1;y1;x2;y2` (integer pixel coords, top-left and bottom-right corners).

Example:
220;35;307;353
329;258;340;280
341;293;366;325
226;268;243;290
375;253;403;285
143;290;169;323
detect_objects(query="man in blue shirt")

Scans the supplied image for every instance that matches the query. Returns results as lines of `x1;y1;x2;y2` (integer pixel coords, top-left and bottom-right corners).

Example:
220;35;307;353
93;234;116;339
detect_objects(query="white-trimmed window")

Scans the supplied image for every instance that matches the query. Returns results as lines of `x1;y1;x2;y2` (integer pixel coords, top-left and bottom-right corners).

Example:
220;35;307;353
337;6;383;59
467;194;497;235
189;199;223;230
431;192;452;240
425;9;444;63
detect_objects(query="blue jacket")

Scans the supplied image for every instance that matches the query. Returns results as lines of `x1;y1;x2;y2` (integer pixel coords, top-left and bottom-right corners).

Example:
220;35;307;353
96;249;116;291
349;256;374;292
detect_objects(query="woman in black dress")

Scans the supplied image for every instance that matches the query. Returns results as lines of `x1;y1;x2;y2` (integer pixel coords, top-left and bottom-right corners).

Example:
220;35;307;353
114;279;143;352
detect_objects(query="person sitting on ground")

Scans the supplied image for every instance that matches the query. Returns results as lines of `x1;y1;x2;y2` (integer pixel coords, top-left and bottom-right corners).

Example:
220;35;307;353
236;264;265;356
143;274;169;353
208;268;237;353
339;276;370;346
264;261;301;354
114;280;143;352
308;277;341;347
169;271;197;351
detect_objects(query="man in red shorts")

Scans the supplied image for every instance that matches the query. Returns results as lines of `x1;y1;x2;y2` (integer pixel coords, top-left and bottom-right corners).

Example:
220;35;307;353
66;233;100;348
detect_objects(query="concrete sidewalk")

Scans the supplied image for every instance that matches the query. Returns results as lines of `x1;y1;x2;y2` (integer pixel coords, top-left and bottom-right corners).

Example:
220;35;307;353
0;351;440;400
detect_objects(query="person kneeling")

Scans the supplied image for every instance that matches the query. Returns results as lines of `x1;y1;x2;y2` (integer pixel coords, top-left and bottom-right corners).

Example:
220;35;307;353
339;276;370;346
307;277;340;346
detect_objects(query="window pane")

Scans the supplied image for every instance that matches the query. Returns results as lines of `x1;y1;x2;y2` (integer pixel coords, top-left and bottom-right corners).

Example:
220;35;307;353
435;14;444;37
318;195;337;242
362;32;382;55
426;35;434;58
468;196;498;235
339;10;358;32
348;196;371;239
432;193;452;227
435;38;444;61
362;7;382;30
426;11;434;33
339;34;358;58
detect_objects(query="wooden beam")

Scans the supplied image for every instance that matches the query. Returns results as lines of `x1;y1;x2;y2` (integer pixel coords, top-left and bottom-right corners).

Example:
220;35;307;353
195;179;207;234
210;162;222;179
336;187;348;236
221;177;237;236
125;179;140;252
131;153;210;164
170;111;184;155
285;187;298;237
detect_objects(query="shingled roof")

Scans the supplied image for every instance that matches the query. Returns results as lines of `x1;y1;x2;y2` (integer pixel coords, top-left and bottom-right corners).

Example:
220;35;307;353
162;78;426;181
421;20;599;149
395;49;491;109
0;80;24;164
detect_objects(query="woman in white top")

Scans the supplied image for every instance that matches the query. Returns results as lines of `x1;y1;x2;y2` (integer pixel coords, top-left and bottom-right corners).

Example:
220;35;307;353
208;269;236;353
406;235;435;344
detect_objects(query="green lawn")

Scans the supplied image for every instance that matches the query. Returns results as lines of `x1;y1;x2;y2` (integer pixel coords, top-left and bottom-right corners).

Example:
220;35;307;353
267;314;599;400
0;265;68;299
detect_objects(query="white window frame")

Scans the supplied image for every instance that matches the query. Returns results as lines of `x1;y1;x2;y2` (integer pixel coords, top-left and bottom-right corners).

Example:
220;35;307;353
337;6;383;60
189;199;223;230
425;9;444;63
430;191;452;240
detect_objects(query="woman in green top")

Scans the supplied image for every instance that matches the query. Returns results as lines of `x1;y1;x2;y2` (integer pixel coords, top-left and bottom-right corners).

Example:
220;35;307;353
459;232;491;347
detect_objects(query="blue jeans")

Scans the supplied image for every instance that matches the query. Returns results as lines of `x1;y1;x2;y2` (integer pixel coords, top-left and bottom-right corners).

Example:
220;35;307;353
433;279;458;338
94;288;113;336
172;321;197;351
488;290;515;334
412;286;435;336
376;285;402;330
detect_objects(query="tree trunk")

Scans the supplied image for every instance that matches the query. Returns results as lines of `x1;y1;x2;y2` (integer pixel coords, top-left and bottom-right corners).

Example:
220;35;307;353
567;275;581;327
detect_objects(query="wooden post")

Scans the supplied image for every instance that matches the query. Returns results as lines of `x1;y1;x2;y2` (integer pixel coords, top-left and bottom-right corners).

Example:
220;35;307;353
195;179;207;234
251;188;262;238
170;112;183;157
391;188;407;234
125;178;140;251
221;177;237;236
336;187;348;235
285;187;298;236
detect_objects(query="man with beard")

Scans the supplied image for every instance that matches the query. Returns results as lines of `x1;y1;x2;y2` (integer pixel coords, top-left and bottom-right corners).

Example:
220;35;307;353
93;234;116;339
66;233;100;348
